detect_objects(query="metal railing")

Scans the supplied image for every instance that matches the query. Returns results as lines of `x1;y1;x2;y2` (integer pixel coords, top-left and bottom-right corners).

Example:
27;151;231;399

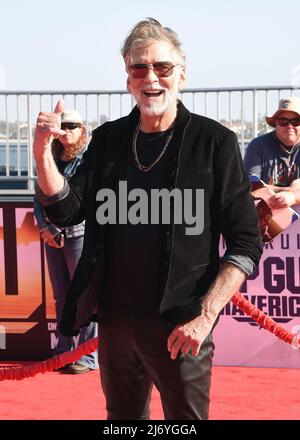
0;85;299;194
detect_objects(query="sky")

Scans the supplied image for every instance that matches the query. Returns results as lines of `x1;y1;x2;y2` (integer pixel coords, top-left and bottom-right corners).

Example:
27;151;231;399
0;0;300;91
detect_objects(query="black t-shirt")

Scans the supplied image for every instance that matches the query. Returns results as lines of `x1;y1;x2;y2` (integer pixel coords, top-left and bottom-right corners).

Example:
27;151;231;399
102;128;179;317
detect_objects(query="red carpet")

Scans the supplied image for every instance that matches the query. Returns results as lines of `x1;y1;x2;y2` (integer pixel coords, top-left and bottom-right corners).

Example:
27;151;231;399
0;363;299;420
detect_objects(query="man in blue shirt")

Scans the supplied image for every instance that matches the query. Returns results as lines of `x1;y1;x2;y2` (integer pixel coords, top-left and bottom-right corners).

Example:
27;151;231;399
244;96;300;213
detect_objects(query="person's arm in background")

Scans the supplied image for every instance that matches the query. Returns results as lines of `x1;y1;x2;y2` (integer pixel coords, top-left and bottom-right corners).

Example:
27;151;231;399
33;197;48;231
270;184;299;208
33;197;63;248
244;138;263;179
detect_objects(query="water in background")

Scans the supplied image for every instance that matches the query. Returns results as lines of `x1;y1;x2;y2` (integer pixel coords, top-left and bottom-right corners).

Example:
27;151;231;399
0;144;30;190
0;145;29;170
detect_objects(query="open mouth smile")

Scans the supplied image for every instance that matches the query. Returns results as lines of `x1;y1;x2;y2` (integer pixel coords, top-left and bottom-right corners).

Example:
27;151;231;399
143;90;164;97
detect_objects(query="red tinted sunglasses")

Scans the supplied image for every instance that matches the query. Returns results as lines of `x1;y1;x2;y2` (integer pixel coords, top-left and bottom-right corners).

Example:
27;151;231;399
128;62;178;79
276;117;300;127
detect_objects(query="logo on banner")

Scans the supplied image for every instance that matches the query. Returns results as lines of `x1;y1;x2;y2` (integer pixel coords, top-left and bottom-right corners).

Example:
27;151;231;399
220;234;300;327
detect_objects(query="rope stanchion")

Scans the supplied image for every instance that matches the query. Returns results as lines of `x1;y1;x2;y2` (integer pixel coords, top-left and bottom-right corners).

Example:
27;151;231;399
231;291;300;349
0;337;98;381
0;292;299;381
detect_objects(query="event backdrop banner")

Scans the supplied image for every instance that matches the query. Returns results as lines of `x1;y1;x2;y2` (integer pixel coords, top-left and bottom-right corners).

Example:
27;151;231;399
0;202;61;360
0;201;299;367
214;222;300;367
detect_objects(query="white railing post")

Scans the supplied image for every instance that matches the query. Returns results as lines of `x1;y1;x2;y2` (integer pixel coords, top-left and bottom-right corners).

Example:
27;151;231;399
5;95;9;176
17;95;20;176
241;92;245;156
253;89;258;139
229;91;232;130
27;93;34;192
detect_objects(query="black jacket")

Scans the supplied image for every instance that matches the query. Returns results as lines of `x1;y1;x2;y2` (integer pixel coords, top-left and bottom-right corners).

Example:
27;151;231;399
45;101;262;336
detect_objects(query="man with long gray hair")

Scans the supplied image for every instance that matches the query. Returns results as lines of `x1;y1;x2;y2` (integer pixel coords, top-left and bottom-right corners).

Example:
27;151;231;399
34;18;262;420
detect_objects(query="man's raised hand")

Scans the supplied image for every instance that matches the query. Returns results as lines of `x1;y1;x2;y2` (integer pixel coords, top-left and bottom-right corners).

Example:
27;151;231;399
33;98;67;195
34;99;66;158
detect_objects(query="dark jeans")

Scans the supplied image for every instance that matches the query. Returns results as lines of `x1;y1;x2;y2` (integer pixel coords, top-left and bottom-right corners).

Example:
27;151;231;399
98;314;214;420
46;236;98;369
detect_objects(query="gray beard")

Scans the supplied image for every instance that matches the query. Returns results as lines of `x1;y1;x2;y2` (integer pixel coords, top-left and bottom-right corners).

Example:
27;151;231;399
133;89;178;116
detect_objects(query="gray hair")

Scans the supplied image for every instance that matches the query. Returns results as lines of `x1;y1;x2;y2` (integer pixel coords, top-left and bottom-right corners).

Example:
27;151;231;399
121;18;186;65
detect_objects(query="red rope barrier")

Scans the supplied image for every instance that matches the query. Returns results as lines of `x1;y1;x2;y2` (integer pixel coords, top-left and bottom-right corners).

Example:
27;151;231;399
0;293;298;381
0;337;98;381
231;292;300;348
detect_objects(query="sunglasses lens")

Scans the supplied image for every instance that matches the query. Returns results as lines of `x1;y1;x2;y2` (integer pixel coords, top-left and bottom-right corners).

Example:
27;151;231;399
277;119;289;126
153;62;174;77
129;62;175;78
130;66;148;79
61;123;80;130
277;118;300;127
